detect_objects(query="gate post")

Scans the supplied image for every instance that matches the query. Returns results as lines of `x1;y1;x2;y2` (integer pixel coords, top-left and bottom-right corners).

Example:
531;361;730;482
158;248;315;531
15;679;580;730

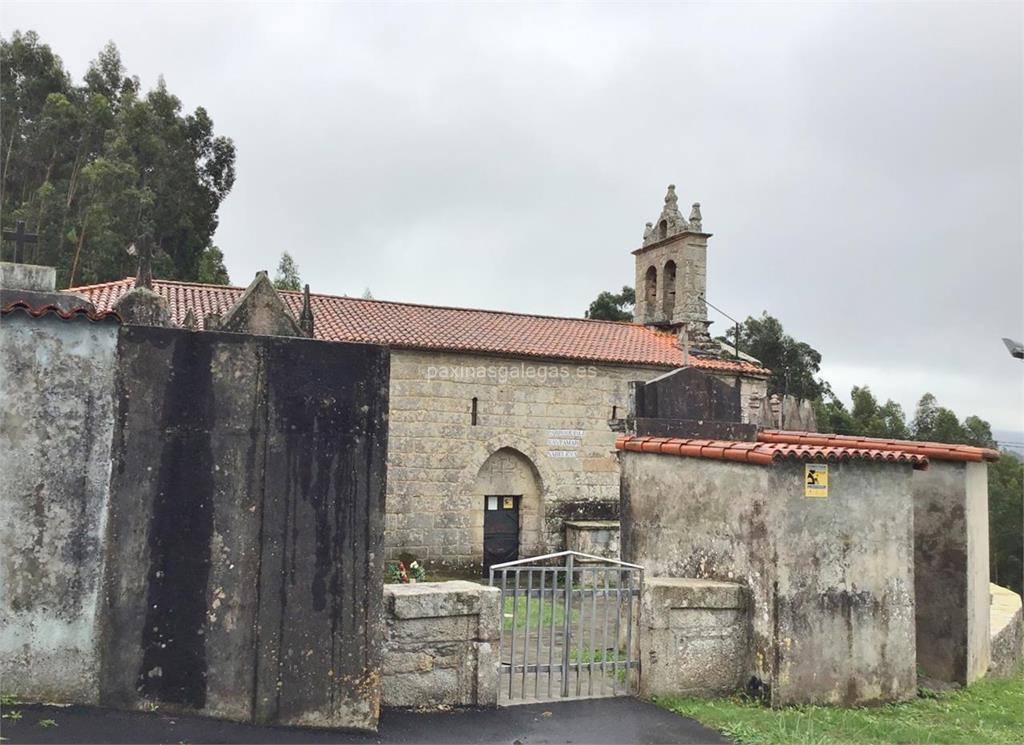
561;552;574;698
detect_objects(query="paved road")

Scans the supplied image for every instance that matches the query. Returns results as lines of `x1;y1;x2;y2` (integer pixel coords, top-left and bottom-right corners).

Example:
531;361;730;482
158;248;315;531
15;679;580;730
2;698;731;745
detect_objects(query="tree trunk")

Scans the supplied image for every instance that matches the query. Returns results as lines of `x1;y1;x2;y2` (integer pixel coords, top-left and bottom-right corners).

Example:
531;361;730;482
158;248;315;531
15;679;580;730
68;226;86;288
2;121;16;192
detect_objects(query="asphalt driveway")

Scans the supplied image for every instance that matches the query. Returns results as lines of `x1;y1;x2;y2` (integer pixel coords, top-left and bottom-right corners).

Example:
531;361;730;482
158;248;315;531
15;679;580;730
1;698;731;745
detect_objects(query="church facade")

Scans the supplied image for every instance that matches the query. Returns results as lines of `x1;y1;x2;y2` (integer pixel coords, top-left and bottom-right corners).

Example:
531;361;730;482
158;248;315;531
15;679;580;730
75;187;771;572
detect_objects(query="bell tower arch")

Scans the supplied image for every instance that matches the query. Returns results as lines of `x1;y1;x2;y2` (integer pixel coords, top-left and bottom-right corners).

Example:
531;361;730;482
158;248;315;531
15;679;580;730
634;185;713;346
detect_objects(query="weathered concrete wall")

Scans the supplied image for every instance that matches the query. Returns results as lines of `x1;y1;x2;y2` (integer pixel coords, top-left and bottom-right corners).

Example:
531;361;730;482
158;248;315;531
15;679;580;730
382;581;499;708
639;578;749;698
0;262;56;292
564;521;620;560
988;584;1023;677
912;461;991;684
0;313;119;703
621;453;917;705
99;326;389;730
385;348;765;571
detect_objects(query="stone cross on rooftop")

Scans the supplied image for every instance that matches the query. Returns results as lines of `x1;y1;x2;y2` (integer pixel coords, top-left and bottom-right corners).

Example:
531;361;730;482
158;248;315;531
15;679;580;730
2;220;38;263
132;233;154;290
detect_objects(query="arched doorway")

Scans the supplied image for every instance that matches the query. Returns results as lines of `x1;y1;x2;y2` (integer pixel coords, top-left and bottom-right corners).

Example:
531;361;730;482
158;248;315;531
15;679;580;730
472;447;543;571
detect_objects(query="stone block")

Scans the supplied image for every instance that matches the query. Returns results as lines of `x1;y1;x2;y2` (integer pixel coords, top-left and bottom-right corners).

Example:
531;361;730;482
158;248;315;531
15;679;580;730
382;667;461;708
386;581;492;620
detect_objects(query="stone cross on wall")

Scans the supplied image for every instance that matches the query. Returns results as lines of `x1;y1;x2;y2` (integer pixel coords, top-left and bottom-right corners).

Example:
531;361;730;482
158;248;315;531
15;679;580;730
2;220;38;263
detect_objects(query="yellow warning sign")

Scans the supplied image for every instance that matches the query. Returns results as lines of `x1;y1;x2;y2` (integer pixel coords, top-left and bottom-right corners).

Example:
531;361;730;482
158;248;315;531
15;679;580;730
804;464;828;498
503;496;515;510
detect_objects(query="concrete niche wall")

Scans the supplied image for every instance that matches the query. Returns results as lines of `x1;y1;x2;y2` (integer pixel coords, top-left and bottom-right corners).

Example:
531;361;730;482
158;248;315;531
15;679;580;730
912;460;991;684
0;312;120;703
99;326;389;731
621;454;917;706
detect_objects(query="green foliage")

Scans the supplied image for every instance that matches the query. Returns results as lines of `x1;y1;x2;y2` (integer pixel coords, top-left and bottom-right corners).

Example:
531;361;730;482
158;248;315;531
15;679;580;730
735;312;828;400
989;452;1023;594
585;286;635;322
658;669;1024;745
36;718;57;728
273;251;301;291
196;245;230;285
847;386;910;439
1;31;235;287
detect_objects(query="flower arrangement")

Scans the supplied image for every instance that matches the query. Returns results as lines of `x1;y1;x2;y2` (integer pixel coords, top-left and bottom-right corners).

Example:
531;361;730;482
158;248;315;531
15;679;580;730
387;559;426;583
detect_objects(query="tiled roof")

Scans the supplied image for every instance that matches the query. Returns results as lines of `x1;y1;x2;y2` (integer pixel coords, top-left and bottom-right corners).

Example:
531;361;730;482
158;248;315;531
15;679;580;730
70;277;767;374
1;299;121;324
758;430;1000;463
615;435;930;469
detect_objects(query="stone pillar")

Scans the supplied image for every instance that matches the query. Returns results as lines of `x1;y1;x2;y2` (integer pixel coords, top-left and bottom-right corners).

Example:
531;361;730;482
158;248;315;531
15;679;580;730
638;578;750;698
382;581;500;708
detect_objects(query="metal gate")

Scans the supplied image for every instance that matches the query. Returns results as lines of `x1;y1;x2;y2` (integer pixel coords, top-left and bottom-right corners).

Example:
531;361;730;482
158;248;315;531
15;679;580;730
489;551;643;704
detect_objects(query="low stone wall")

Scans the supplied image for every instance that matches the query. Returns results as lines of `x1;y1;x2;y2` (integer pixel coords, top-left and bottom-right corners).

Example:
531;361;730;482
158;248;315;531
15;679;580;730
383;581;500;708
639;578;750;698
989;583;1023;677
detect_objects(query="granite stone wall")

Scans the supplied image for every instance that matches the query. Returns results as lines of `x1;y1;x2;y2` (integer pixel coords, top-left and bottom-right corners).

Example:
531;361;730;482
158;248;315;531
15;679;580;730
385;348;766;571
382;581;500;708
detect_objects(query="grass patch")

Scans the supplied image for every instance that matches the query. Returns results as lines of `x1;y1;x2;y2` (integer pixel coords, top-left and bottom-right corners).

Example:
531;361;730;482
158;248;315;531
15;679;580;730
502;595;579;631
658;672;1024;745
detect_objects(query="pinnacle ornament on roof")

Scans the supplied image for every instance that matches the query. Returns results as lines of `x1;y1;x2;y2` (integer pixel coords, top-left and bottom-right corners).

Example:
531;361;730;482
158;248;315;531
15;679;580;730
642;184;704;246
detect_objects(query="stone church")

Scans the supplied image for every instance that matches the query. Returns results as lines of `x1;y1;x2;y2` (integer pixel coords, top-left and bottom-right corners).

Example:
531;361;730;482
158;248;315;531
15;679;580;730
75;186;773;573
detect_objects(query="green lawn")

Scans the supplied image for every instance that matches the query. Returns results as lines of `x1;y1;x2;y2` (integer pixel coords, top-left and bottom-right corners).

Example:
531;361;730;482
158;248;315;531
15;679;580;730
502;594;579;631
658;672;1024;745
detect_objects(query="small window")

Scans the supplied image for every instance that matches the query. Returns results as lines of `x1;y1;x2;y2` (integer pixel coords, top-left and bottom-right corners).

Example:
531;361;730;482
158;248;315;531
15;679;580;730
658;219;668;240
471;397;478;426
611;405;618;419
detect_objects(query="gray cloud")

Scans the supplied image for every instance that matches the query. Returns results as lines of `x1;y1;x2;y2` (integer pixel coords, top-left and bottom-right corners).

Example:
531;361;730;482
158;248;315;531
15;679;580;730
6;1;1022;429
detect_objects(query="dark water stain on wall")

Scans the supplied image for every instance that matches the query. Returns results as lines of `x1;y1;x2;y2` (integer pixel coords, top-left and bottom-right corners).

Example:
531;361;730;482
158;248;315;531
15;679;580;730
137;334;215;707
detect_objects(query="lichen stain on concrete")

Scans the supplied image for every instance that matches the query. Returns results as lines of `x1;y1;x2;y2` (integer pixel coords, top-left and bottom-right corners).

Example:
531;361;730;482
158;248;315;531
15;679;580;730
137;333;216;709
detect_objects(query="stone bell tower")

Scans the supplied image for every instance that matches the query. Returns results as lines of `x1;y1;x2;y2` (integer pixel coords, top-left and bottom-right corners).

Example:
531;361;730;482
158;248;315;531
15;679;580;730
633;185;714;347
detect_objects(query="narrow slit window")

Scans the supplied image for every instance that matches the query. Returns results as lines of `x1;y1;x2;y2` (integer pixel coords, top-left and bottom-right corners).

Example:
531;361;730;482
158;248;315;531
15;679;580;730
611;405;618;419
471;397;478;425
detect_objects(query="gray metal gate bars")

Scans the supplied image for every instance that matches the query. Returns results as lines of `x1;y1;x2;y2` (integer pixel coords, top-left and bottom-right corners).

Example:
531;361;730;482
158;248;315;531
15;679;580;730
489;551;643;704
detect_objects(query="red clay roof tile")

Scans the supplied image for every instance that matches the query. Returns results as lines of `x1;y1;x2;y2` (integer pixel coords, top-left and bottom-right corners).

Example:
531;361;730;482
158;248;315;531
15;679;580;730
758;430;999;463
615;435;929;469
70;277;768;374
1;300;121;324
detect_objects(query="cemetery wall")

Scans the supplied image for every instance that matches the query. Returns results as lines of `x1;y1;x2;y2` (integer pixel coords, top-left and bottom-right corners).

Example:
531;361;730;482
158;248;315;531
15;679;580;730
912;460;991;684
99;326;389;730
621;453;917;706
0;312;120;703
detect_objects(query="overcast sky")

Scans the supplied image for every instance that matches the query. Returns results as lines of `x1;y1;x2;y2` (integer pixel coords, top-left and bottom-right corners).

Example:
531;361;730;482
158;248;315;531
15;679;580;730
5;2;1023;432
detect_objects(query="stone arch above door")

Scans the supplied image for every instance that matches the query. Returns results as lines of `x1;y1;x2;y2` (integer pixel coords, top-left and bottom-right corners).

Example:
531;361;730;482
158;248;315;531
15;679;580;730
468;446;546;565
